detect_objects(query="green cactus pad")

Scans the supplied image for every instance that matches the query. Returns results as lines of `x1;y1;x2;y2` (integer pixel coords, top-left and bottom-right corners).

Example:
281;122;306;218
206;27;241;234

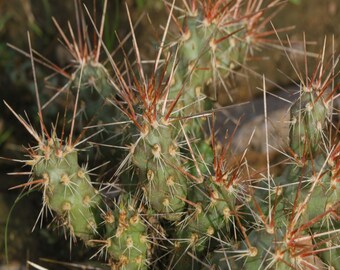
32;139;101;242
105;196;149;270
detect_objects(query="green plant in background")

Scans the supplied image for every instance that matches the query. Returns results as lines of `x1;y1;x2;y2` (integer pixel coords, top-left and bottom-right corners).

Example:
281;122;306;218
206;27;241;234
4;0;339;269
289;0;302;5
0;120;12;148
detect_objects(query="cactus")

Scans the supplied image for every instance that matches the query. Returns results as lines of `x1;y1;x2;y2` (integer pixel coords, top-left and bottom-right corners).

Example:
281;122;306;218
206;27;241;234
104;194;149;270
4;1;339;270
32;140;102;242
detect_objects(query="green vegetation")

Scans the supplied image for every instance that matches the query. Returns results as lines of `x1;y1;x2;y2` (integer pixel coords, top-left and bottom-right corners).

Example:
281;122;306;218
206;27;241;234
4;1;339;269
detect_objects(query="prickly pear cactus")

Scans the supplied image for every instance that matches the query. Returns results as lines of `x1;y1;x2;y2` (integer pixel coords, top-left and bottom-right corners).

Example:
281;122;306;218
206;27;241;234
32;138;102;242
5;1;339;270
104;195;149;270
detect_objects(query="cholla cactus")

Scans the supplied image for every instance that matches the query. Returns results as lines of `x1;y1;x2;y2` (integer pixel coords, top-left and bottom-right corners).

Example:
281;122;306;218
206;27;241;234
5;1;339;269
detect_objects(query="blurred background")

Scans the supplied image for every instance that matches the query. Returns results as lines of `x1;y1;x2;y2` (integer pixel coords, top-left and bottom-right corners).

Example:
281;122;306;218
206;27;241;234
0;0;339;269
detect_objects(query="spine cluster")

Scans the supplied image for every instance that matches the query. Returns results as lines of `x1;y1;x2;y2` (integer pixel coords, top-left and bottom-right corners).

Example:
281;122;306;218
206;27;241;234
6;1;339;269
32;138;101;242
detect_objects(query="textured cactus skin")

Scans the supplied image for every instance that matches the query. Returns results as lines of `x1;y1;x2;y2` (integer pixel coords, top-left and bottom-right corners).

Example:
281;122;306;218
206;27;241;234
6;1;340;269
289;90;328;158
71;59;112;98
32;138;102;242
70;58;114;126
105;195;149;270
132;124;188;221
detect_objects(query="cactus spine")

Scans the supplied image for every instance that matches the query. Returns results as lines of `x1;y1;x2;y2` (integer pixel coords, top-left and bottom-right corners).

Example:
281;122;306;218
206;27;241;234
5;1;339;269
32;138;102;242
